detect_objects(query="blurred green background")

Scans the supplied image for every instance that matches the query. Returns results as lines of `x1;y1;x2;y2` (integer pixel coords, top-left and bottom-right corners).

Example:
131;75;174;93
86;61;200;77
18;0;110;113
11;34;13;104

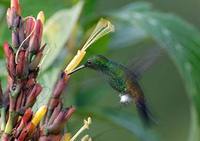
1;0;200;141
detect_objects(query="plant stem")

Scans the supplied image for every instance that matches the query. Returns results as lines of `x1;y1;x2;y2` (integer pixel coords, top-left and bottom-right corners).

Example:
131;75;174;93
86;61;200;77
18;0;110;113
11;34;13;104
1;107;6;131
4;111;16;134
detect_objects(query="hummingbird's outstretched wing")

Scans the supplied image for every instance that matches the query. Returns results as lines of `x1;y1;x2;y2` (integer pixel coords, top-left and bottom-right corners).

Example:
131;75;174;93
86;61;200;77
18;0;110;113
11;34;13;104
130;47;162;79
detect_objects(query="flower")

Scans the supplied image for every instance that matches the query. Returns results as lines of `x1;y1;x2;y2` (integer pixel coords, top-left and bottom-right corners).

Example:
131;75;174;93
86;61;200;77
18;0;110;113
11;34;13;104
31;105;47;127
1;0;47;139
0;0;114;140
65;18;114;74
70;117;92;141
10;0;21;15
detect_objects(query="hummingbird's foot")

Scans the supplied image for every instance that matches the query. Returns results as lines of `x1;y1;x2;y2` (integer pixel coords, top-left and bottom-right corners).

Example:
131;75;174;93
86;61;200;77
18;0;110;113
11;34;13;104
119;94;132;105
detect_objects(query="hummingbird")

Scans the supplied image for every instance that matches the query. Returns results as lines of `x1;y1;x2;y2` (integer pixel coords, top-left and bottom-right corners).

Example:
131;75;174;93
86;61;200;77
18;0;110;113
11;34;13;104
69;48;160;125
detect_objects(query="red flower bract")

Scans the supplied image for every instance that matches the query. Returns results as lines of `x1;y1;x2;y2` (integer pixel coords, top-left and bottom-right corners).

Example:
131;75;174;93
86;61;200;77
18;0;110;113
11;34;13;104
1;0;75;140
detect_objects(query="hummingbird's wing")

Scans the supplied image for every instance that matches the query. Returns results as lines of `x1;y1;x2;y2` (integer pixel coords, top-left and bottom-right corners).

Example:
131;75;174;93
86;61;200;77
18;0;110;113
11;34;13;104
130;47;162;79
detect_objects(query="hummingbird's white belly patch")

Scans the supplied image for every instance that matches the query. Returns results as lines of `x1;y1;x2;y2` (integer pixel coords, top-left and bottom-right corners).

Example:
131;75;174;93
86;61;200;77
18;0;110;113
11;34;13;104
120;94;132;104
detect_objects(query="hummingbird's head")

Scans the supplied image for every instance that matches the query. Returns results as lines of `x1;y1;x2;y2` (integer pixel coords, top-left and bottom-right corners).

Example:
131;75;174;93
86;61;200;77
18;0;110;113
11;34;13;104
84;55;109;70
68;55;109;75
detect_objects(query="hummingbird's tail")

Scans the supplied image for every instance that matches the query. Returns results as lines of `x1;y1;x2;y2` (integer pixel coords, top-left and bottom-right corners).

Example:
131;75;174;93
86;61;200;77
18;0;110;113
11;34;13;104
135;98;156;126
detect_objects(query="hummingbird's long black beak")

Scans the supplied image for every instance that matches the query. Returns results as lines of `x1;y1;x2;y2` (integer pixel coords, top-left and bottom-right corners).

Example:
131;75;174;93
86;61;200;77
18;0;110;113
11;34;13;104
68;65;86;75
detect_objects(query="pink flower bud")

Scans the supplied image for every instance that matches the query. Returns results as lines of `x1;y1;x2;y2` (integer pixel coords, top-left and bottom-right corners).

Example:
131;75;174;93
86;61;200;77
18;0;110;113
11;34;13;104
4;43;16;78
16;50;28;78
8;53;15;78
64;107;75;121
45;107;75;134
24;17;35;44
15;90;23;110
53;110;66;124
12;31;20;48
22;108;33;124
10;0;21;15
26;78;36;89
52;72;69;98
28;20;43;54
6;7;20;29
48;103;62;125
18;21;25;44
14;108;33;138
26;84;42;107
45;110;66;134
3;42;12;59
48;98;60;110
13;15;20;28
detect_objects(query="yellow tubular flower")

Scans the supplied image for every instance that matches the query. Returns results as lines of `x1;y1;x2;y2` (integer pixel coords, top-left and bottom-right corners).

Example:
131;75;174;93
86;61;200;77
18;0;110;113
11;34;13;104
64;18;114;74
65;50;86;74
62;133;72;141
31;105;47;126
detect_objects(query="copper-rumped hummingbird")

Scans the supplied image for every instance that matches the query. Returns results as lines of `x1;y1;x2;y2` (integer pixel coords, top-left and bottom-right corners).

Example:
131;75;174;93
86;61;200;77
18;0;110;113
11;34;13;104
69;49;160;125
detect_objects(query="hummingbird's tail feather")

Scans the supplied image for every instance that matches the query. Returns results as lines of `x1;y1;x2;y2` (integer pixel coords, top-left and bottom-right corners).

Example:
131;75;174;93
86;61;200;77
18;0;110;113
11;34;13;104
135;98;157;126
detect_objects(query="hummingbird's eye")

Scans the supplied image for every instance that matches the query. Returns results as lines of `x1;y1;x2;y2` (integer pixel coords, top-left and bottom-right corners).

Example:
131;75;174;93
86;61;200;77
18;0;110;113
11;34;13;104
87;60;92;65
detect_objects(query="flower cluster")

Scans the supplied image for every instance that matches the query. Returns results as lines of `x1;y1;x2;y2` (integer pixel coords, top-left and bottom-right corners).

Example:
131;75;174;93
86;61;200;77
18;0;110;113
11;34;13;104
38;72;75;141
2;0;46;138
0;0;114;140
1;0;76;140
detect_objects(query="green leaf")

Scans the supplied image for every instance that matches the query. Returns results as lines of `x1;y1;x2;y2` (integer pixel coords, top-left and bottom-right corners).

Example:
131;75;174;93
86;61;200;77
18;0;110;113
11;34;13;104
76;107;158;141
109;20;148;49
0;59;6;77
111;2;200;141
0;0;9;7
32;68;60;112
103;109;158;141
117;1;152;12
21;0;72;18
41;1;83;71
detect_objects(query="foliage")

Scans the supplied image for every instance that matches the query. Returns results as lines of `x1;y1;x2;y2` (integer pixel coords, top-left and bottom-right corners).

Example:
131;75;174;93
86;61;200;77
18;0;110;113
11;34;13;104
0;0;200;141
111;3;200;140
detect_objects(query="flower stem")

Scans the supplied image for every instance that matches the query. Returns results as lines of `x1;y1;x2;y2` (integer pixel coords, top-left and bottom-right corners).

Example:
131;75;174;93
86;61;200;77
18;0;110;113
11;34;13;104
0;107;6;131
4;111;16;134
70;126;86;141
